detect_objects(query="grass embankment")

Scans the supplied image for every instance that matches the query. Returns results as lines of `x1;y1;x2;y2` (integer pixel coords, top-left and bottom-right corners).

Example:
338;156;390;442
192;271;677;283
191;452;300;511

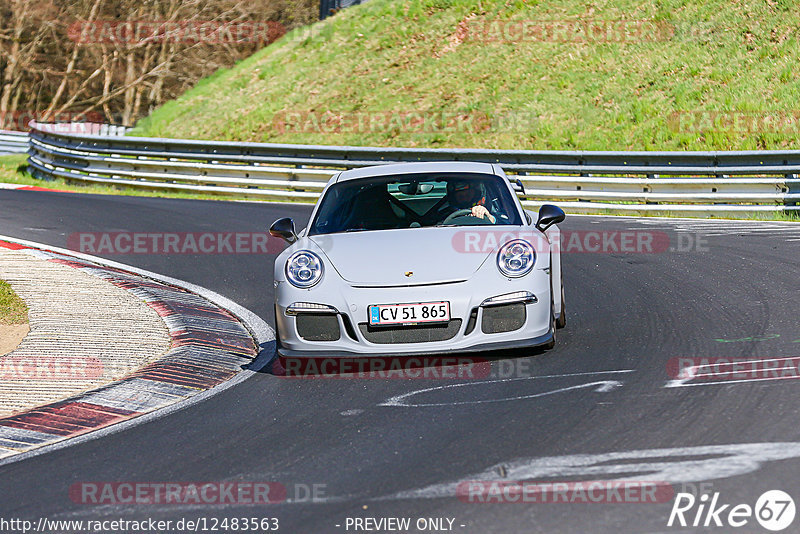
0;279;27;325
0;276;29;357
6;0;800;219
131;0;800;151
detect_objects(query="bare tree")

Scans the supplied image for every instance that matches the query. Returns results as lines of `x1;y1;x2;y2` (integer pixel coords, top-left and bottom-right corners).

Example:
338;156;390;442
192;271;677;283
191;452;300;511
0;0;317;129
0;1;57;128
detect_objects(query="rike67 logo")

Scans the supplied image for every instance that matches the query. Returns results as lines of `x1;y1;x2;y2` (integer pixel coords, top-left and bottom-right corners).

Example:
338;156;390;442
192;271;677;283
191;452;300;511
668;490;795;531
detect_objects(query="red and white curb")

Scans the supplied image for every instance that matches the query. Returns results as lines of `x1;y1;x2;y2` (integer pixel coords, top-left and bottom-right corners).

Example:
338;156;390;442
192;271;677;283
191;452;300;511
0;182;69;193
0;237;273;463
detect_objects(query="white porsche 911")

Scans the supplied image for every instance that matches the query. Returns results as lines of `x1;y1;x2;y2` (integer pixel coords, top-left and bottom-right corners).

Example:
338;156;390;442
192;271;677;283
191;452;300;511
269;161;565;357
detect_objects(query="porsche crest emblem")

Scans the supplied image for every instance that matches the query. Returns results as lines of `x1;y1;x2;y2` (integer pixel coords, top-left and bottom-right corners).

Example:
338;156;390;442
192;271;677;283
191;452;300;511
404;271;413;277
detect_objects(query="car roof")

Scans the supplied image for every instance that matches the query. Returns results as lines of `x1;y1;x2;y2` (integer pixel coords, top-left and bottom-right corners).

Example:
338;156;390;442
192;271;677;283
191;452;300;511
335;161;497;182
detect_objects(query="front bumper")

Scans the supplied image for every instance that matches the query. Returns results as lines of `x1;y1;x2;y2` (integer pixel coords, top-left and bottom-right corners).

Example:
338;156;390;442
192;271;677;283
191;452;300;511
275;329;554;358
274;268;553;357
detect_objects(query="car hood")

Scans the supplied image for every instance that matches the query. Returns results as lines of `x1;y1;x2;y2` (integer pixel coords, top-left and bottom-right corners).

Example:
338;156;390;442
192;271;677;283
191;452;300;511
308;227;495;286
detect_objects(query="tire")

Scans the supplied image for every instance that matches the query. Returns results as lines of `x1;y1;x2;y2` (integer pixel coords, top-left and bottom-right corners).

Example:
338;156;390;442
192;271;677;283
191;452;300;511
556;282;566;329
544;297;556;350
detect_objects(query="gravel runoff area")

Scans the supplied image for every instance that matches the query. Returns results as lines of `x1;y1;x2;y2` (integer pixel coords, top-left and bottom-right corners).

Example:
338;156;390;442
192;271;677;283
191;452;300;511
0;324;28;358
0;248;171;417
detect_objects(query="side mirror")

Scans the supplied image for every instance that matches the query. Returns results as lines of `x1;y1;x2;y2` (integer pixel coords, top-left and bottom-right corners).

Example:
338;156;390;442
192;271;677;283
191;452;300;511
535;204;565;232
269;217;297;244
397;183;416;195
397;183;434;195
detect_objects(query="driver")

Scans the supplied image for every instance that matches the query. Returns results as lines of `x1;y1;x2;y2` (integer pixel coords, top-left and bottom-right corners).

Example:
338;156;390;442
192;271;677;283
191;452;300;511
445;179;496;223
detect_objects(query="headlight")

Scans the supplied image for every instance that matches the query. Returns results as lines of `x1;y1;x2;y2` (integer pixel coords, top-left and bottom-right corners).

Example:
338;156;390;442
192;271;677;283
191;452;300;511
285;250;324;288
497;240;535;277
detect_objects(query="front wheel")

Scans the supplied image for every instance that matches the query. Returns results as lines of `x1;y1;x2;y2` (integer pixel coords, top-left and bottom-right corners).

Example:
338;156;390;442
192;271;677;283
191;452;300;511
544;297;556;349
556;282;566;329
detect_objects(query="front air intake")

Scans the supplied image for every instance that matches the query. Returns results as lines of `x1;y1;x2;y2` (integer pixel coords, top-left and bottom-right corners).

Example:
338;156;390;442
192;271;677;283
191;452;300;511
481;303;526;334
296;313;341;341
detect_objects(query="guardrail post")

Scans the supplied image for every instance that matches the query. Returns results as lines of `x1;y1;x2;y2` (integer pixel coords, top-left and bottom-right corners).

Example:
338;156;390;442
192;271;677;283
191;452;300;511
515;170;527;198
785;173;798;209
644;173;657;204
578;164;590;203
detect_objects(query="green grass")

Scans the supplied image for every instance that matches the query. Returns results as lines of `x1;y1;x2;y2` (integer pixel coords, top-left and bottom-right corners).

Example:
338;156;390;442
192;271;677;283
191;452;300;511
132;0;800;151
0;279;27;325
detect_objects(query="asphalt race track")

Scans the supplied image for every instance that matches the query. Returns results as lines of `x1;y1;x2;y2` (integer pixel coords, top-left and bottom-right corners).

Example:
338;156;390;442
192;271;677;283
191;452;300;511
1;188;800;533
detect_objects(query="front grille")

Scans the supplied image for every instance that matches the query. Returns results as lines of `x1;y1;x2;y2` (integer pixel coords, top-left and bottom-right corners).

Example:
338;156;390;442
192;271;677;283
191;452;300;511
358;319;462;344
296;313;341;341
481;303;526;334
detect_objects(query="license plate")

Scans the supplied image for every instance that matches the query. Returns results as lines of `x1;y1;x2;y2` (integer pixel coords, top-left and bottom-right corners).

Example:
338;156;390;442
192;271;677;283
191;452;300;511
368;301;450;326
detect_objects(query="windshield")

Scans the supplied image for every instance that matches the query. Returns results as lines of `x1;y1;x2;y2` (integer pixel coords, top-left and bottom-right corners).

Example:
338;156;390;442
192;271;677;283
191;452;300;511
309;173;523;235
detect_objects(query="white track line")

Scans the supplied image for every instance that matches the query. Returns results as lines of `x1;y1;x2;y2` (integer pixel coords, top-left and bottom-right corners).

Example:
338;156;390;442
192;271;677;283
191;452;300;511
380;370;633;407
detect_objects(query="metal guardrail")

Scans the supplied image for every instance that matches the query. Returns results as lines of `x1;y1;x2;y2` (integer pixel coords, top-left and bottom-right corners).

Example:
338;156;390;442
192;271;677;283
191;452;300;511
25;121;800;214
2;123;129;155
320;0;365;20
0;130;29;155
32;122;130;137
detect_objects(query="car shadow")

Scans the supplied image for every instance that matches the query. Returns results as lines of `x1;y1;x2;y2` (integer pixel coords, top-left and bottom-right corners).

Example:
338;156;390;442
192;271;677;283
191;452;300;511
246;341;553;379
